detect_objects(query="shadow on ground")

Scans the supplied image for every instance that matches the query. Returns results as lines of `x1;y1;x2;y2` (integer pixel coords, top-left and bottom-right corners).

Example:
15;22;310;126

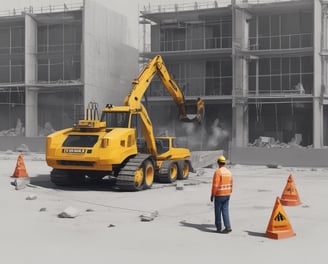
29;173;181;192
245;230;266;237
30;174;117;192
179;220;217;233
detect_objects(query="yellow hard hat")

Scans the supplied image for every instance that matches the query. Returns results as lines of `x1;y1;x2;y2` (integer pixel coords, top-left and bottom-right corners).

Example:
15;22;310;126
217;155;226;164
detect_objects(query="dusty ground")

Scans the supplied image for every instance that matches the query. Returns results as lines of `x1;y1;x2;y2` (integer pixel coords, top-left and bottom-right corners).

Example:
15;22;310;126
0;150;327;264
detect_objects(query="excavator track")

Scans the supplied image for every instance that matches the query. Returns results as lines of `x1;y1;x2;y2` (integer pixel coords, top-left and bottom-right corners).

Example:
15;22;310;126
115;154;152;191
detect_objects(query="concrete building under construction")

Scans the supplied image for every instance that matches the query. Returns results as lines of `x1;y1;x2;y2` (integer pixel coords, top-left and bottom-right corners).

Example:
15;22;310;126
139;0;328;164
0;1;138;140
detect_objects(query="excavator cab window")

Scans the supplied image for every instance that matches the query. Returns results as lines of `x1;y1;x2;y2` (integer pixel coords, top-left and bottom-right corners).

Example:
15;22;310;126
101;112;130;128
63;135;98;147
130;114;142;138
155;138;169;154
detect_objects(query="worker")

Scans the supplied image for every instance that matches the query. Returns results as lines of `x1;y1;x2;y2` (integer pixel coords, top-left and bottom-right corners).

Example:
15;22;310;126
210;155;233;233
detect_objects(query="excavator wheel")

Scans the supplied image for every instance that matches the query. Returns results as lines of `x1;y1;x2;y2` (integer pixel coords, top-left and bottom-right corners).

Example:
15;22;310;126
158;162;178;183
143;160;155;189
168;163;178;183
178;160;190;180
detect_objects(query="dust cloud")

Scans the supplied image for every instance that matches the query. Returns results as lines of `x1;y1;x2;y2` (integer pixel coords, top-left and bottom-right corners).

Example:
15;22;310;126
176;118;229;151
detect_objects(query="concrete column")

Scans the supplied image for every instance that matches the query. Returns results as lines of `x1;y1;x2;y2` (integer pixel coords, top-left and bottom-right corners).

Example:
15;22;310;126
83;0;138;109
25;89;38;137
25;14;38;137
232;6;250;147
313;0;323;148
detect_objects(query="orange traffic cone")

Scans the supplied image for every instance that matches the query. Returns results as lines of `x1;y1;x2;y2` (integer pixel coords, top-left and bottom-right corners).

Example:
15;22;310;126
266;196;296;239
12;153;28;178
280;174;301;206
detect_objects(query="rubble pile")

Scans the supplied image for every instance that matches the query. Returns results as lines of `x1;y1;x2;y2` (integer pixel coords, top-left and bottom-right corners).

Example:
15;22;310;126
249;134;308;148
0;118;24;136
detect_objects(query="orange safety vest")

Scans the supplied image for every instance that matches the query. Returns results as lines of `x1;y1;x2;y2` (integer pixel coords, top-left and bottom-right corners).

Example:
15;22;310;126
211;166;233;197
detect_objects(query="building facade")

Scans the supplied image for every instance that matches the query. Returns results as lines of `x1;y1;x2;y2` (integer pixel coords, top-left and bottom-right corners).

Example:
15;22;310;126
0;1;138;138
139;0;328;151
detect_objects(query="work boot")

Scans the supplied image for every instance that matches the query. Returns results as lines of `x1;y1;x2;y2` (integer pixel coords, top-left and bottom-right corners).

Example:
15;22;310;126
221;228;232;234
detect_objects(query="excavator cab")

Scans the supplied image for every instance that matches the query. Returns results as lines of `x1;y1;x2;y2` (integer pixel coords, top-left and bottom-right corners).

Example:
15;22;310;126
180;97;204;124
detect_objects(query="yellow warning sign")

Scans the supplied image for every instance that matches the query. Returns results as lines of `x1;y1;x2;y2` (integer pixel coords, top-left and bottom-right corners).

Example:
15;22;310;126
286;186;295;194
274;211;286;222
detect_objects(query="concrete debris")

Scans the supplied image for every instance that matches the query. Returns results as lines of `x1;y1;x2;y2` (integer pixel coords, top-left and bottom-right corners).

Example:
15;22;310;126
12;178;31;190
26;194;37;200
16;144;30;153
139;210;159;222
58;207;80;218
191;150;223;169
0;118;24;136
176;181;184;190
250;134;305;148
266;164;282;169
196;168;207;177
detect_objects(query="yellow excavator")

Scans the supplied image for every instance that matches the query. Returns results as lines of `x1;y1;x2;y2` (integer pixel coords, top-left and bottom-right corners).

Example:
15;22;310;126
46;55;204;191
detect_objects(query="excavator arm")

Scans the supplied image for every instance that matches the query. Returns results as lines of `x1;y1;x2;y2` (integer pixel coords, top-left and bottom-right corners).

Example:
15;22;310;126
124;55;203;122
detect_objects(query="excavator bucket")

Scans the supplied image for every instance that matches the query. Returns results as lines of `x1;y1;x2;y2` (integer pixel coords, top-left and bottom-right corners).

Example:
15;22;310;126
180;98;204;124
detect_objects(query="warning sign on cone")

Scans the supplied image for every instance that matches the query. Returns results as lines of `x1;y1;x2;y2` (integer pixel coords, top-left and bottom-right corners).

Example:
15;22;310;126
280;174;301;206
266;196;296;239
12;153;28;178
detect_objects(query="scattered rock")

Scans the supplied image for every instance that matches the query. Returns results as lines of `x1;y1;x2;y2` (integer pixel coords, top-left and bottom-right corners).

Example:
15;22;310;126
176;181;184;190
58;207;80;218
139;210;159;222
196;168;206;177
39;208;47;212
266;164;281;169
5;149;14;155
108;224;115;228
26;194;37;200
86;208;95;212
257;189;271;192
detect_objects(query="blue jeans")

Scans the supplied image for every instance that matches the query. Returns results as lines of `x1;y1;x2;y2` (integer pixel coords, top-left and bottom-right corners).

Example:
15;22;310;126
214;196;231;231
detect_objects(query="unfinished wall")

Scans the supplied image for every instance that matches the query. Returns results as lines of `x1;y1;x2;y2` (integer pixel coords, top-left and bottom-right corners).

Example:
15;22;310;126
83;0;138;111
230;146;328;167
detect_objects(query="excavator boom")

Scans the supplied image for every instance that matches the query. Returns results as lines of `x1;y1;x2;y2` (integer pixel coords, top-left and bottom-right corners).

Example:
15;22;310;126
124;55;204;123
